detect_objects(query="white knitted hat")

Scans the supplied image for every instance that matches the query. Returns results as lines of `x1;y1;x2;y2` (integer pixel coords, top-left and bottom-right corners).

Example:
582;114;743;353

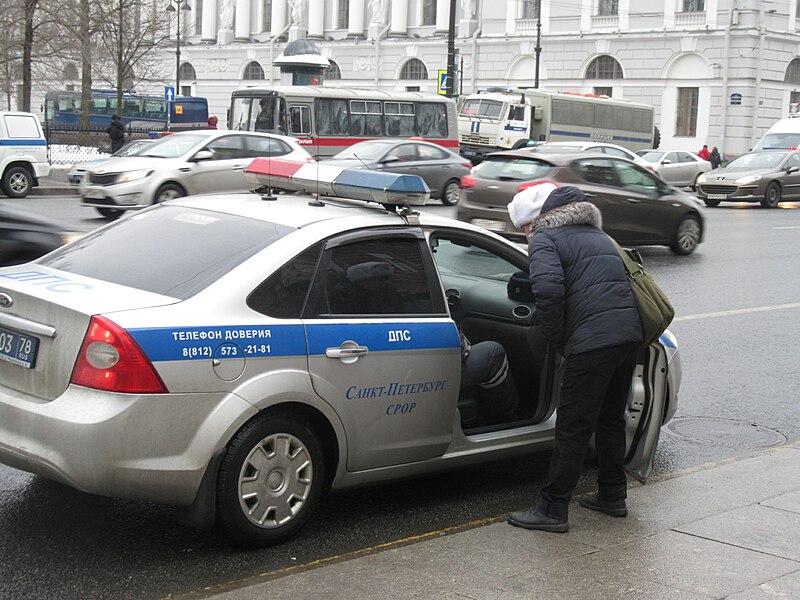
507;182;560;228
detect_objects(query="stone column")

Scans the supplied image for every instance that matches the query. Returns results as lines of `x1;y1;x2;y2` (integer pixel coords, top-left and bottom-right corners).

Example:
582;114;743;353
271;0;288;36
348;0;365;37
435;0;448;32
308;0;324;38
201;0;218;41
235;0;251;40
390;0;408;36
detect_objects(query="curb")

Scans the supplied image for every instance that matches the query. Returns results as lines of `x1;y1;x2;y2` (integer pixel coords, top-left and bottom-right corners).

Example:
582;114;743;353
31;186;79;196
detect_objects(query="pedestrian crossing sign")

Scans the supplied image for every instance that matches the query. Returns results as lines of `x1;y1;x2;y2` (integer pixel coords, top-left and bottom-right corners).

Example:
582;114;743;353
438;70;448;95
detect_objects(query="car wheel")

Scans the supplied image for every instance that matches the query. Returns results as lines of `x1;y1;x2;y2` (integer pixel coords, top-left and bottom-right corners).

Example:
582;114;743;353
96;207;124;219
154;183;185;204
703;199;720;208
3;166;33;198
761;182;781;208
670;214;701;255
217;412;326;547
440;179;461;206
691;173;700;192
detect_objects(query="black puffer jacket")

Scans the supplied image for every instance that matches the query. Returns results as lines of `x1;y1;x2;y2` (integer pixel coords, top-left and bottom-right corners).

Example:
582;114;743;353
527;201;642;356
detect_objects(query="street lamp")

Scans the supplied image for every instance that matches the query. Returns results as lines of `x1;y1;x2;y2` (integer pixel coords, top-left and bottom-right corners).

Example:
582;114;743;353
166;0;191;97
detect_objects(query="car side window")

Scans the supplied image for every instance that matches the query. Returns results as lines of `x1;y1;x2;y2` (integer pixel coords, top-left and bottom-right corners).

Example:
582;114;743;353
306;236;440;317
391;144;418;162
247;243;323;318
676;152;694;163
205;135;247;160
614;161;660;195
785;154;800;169
430;236;519;283
245;135;291;158
664;152;679;163
417;144;447;160
574;158;619;187
602;147;629;159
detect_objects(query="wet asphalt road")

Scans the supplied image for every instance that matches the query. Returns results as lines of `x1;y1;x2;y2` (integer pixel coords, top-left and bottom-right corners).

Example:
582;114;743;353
1;195;800;599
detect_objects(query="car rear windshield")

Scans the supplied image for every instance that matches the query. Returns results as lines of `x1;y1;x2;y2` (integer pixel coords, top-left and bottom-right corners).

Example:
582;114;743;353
475;156;553;181
41;206;293;299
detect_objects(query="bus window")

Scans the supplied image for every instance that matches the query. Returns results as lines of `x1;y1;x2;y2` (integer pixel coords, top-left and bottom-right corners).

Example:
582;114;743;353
385;102;414;137
231;97;253;130
317;98;349;135
253;97;287;133
289;105;311;135
58;95;77;112
145;99;166;119
417;102;447;138
125;98;142;117
350;100;383;136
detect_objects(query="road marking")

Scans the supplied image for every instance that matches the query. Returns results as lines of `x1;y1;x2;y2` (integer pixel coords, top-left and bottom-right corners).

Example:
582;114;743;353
674;302;800;322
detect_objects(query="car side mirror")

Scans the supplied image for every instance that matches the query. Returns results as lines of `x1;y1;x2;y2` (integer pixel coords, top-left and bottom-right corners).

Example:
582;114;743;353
192;149;214;162
787;165;800;174
661;159;672;165
380;156;401;164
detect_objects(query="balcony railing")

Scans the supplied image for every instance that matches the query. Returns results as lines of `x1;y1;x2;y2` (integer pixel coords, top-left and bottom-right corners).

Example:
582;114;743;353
591;14;619;32
675;11;706;28
516;18;537;35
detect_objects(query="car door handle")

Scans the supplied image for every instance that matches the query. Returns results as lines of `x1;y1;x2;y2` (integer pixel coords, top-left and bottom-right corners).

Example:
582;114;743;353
627;198;642;203
233;164;247;170
325;346;369;359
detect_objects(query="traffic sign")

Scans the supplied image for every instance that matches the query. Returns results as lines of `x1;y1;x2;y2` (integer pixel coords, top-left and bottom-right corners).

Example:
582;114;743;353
437;70;448;96
164;86;176;102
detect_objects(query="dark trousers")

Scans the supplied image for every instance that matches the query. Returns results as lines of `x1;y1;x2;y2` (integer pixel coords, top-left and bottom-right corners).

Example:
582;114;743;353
461;341;518;420
539;342;640;516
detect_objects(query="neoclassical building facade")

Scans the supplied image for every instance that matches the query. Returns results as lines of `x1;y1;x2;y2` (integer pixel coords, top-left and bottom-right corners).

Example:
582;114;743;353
53;1;800;155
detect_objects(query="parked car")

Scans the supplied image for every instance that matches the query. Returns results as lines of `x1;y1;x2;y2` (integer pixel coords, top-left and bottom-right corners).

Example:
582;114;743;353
530;141;651;168
696;149;800;208
80;130;314;219
318;139;472;205
0;163;680;547
66;138;156;185
0;204;81;266
635;149;712;189
457;149;704;255
0;111;50;198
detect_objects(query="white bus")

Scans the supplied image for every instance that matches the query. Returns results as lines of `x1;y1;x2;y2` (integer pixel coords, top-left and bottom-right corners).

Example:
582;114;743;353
458;88;657;162
230;86;459;158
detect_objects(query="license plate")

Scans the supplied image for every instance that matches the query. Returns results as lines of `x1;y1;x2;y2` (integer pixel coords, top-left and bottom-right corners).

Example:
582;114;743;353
0;325;39;369
471;218;506;231
707;193;727;200
83;187;106;200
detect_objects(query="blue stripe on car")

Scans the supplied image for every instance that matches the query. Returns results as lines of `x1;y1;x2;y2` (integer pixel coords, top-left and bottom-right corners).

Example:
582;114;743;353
0;139;47;146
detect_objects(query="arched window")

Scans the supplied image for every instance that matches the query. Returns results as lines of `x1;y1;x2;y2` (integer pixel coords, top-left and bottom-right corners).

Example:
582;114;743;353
179;62;196;81
586;55;623;79
243;61;265;80
400;58;428;80
785;58;800;84
325;60;342;80
64;63;79;80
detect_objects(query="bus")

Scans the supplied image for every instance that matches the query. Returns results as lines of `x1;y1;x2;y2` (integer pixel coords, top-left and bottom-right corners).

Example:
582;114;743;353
229;86;458;158
44;90;209;132
458;88;657;162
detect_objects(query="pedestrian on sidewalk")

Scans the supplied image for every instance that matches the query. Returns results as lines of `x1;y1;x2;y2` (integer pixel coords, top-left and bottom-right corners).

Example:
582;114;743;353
708;146;722;169
107;114;124;153
698;144;711;160
505;185;642;533
206;116;219;129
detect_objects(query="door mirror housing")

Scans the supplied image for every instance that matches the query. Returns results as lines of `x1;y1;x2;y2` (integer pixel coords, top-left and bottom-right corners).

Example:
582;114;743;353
787;165;800;174
661;159;672;165
380;156;401;164
192;149;215;162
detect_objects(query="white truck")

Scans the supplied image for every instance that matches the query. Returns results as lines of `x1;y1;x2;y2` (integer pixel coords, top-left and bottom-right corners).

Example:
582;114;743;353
0;111;50;198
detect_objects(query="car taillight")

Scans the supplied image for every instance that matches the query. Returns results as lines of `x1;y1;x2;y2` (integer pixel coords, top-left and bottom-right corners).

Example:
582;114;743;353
646;165;655;172
70;316;167;394
461;175;477;188
462;162;473;170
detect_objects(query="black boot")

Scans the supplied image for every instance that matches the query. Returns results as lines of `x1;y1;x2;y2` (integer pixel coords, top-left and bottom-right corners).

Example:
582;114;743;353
579;492;628;517
507;501;568;533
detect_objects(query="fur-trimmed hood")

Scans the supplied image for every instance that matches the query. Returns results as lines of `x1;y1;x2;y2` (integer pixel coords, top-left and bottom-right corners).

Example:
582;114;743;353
530;201;602;235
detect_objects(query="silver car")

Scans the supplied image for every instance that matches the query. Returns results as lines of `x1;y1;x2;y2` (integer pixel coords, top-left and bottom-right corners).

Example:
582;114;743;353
0;165;680;547
80;130;314;219
635;150;712;189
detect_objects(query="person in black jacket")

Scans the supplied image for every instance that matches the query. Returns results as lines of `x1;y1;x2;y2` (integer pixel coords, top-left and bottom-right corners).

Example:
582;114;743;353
708;146;722;169
107;114;124;153
506;185;642;533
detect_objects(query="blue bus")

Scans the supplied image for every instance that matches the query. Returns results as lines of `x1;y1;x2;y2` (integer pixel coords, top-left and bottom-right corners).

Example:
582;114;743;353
44;90;209;131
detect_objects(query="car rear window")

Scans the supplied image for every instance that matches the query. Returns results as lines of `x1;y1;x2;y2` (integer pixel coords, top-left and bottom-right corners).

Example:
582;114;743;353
41;206;293;299
475;156;553;181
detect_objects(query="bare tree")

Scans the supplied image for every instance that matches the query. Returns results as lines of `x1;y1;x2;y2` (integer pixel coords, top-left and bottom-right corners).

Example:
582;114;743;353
0;4;24;109
21;0;39;112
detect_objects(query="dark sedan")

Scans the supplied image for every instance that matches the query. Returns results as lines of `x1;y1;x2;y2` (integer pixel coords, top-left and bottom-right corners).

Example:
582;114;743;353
318;139;472;205
456;150;705;255
0;205;81;266
696;150;800;208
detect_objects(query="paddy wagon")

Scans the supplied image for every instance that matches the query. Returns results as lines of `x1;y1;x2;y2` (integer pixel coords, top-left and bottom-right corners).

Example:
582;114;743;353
0;162;681;546
0;111;49;198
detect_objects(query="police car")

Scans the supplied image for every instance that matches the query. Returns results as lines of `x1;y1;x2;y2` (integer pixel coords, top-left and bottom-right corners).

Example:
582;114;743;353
0;161;681;546
0;111;50;198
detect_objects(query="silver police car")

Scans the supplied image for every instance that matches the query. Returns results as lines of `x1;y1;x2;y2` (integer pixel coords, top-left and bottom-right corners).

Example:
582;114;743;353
0;162;680;546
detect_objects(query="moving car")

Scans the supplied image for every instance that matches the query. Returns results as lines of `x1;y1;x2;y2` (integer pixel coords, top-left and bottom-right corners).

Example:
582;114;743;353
530;141;650;168
0;111;50;198
0;204;81;266
318;139;471;205
66;138;156;185
635;149;712;189
0;163;681;546
457;149;704;255
80;130;314;219
696;150;800;208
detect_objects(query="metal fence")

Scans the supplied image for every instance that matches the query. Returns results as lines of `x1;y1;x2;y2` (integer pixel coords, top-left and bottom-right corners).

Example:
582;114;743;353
45;126;161;165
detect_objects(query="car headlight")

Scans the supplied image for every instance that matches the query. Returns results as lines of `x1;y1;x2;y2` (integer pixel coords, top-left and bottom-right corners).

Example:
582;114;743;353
116;169;152;184
696;173;707;184
62;232;84;245
735;174;762;185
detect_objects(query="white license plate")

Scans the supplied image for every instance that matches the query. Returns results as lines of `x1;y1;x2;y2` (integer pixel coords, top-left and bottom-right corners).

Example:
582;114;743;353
83;187;106;200
471;218;506;231
707;193;727;200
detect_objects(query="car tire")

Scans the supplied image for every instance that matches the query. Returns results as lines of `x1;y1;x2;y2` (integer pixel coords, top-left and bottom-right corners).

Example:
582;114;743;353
217;412;326;547
691;173;701;192
2;166;33;198
154;183;185;204
703;198;720;208
96;207;124;219
761;182;781;208
670;214;702;255
440;179;461;206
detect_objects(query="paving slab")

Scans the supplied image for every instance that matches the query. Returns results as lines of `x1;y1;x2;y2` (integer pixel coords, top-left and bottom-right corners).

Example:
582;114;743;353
725;569;800;600
762;489;800;514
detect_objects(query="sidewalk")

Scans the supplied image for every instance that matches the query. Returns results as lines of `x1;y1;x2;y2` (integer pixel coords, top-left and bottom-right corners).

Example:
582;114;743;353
199;443;800;600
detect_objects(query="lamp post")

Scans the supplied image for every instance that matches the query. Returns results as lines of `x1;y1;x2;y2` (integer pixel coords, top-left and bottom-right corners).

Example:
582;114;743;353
166;0;191;97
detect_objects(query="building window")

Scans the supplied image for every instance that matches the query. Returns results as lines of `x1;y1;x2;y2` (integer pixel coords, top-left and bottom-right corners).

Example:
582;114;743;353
400;58;428;80
338;0;349;29
325;60;342;80
785;58;800;84
262;0;272;32
675;87;699;137
597;0;618;16
194;0;203;33
422;0;436;25
586;55;623;79
593;86;612;97
179;62;196;81
790;91;800;115
64;63;79;80
683;0;704;11
522;0;540;19
243;61;265;80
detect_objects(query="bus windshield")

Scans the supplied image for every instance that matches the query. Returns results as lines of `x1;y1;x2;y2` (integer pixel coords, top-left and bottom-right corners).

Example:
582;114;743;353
231;96;287;134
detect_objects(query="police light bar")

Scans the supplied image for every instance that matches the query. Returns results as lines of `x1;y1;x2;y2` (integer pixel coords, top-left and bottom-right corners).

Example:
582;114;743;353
245;158;430;206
